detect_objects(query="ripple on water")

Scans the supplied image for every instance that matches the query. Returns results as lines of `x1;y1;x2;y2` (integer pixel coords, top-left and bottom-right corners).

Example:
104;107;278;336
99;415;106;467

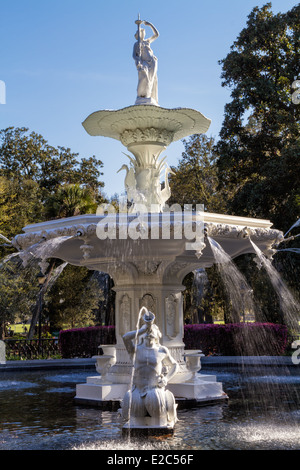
225;422;300;450
72;438;171;451
0;380;39;392
44;372;90;384
46;387;75;393
245;375;300;384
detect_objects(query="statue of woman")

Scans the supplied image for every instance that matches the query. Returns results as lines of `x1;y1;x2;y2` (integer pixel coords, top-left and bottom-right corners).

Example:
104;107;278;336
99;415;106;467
133;19;159;105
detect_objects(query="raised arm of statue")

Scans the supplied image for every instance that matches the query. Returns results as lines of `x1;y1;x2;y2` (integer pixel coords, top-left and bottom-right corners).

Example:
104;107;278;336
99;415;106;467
123;324;147;358
143;21;159;43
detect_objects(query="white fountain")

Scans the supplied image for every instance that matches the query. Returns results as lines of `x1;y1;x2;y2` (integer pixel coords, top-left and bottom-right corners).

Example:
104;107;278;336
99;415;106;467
12;18;284;428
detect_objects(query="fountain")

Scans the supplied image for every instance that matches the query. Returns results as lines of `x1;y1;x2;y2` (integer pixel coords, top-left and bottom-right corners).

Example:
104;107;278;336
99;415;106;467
10;18;286;432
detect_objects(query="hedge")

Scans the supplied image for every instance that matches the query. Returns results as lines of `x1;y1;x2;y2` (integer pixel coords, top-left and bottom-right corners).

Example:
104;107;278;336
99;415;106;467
58;322;288;358
59;325;116;358
184;322;288;356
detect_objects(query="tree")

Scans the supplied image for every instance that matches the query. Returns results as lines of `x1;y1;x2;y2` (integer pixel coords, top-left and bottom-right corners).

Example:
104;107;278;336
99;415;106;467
0;127;107;242
0;175;44;240
0;127;107;335
216;3;300;233
0;127;105;215
0;257;42;339
45;183;98;219
45;264;103;330
168;134;226;213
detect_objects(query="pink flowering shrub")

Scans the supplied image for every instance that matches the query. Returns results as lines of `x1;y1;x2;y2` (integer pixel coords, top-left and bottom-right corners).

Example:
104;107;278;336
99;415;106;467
59;322;288;358
183;322;288;356
59;325;116;358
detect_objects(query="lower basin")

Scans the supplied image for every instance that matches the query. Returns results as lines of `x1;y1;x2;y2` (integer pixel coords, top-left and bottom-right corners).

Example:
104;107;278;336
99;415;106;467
0;362;299;451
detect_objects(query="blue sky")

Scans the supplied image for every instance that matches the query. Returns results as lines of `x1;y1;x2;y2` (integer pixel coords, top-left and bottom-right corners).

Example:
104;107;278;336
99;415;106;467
0;0;298;198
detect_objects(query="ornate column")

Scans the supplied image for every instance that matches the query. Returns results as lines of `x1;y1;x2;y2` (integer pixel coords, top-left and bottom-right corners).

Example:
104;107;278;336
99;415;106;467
104;253;202;385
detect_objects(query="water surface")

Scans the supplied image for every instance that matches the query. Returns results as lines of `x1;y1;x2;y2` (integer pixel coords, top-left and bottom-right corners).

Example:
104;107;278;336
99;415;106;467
0;365;299;450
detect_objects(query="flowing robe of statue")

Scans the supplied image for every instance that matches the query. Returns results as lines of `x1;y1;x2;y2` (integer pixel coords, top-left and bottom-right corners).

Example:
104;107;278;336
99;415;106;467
133;20;159;105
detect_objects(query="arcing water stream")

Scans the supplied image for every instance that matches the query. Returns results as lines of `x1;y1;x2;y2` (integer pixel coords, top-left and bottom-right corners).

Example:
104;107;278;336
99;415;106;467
207;237;257;323
249;239;300;332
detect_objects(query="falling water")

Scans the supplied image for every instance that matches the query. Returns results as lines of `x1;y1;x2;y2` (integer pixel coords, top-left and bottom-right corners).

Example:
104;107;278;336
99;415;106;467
207;237;257;322
0;233;11;244
207;236;270;356
1;241;69;285
46;261;68;288
284;218;300;237
0;234;20;267
0;252;20;267
19;236;74;268
249;239;300;331
0;236;73;274
277;248;300;254
191;269;211;323
125;306;149;439
193;269;209;302
207;236;300;420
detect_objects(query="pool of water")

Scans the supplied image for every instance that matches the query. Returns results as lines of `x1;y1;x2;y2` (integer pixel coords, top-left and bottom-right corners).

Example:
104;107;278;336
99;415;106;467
0;365;299;450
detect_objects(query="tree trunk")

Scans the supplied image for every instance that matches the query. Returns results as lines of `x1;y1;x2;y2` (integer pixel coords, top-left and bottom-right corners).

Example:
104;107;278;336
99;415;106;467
27;260;56;340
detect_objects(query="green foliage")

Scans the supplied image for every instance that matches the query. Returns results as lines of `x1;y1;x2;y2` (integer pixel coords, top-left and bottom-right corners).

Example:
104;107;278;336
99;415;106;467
168;134;226;213
45;264;104;330
216;3;300;233
0;257;41;339
0;175;44;239
174;4;300;326
0;127;104;195
0;127;106;335
0;127;106;237
45;183;98;218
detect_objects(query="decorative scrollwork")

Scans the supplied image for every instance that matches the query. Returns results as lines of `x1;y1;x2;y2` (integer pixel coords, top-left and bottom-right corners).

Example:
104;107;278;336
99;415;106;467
120;127;174;147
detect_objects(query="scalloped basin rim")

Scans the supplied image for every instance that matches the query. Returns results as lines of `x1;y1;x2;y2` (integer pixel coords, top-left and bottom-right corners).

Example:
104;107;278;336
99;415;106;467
20;212;276;234
82;104;212;142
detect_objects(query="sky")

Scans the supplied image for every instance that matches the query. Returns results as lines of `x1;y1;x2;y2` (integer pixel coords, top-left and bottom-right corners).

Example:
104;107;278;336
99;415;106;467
0;0;298;198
